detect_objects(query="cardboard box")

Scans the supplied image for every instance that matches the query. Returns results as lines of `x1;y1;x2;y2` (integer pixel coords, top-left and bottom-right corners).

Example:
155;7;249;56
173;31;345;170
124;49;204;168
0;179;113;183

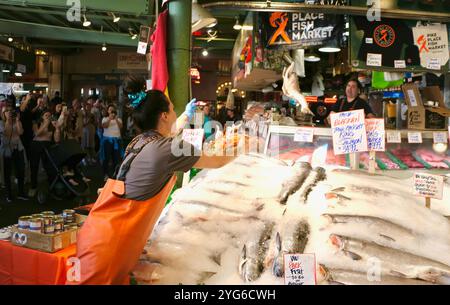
10;227;78;253
402;84;450;130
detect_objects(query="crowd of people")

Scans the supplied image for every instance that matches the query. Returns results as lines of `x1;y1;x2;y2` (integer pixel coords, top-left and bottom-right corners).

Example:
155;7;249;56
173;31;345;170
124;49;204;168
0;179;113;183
0;92;129;203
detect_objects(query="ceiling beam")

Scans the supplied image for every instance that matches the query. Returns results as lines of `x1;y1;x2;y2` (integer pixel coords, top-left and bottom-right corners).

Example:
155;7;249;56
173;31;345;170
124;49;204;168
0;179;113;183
0;0;151;16
0;18;137;46
0;5;151;22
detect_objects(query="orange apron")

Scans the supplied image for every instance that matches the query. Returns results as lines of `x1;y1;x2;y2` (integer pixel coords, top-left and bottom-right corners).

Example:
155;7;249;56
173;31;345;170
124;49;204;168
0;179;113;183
67;134;176;285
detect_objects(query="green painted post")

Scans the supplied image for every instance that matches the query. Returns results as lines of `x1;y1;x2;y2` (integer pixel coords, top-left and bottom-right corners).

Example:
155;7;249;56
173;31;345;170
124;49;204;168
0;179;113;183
166;0;192;189
167;0;192;116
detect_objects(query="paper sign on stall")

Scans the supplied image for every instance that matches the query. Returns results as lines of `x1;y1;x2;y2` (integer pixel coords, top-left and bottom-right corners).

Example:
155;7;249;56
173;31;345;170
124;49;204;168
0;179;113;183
182;129;204;151
433;132;448;144
413;172;444;200
426;58;441;70
284;254;316;285
408;132;423;143
365;119;385;151
366;53;382;67
294;128;314;143
386;131;402;143
137;26;151;55
330;110;368;155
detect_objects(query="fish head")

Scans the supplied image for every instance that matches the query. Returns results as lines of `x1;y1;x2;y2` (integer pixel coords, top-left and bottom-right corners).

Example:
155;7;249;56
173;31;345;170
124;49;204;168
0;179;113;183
272;255;284;278
318;264;330;281
329;234;345;250
320;214;334;228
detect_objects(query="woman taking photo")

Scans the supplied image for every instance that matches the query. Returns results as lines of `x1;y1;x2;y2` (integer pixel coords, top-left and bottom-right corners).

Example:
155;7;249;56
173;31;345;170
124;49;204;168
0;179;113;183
0;106;28;202
72;76;236;284
28;110;60;197
101;105;123;180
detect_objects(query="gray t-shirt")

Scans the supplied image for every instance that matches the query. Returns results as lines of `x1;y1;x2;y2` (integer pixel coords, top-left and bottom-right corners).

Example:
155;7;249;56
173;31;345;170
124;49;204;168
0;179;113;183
120;131;200;201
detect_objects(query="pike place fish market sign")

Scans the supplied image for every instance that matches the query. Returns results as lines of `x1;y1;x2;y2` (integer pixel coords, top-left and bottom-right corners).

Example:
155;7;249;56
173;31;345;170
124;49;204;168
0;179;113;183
261;11;344;49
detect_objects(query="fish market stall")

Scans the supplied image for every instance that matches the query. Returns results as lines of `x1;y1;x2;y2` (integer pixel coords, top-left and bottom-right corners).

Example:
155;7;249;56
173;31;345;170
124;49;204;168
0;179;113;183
131;154;450;285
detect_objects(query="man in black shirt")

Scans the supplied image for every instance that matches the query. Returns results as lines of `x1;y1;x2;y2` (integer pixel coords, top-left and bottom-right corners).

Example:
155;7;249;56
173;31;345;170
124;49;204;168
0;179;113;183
327;79;375;124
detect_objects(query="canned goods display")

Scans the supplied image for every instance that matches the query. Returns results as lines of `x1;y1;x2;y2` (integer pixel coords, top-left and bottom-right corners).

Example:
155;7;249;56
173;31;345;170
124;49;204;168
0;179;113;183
18;216;32;230
29;218;43;232
43;216;54;226
44;224;55;234
54;220;64;232
63;209;75;217
31;214;43;218
42;211;55;216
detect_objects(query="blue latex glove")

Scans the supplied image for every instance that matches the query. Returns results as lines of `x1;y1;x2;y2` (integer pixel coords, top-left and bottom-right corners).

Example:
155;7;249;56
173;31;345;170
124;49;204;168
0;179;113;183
289;98;298;107
183;98;197;120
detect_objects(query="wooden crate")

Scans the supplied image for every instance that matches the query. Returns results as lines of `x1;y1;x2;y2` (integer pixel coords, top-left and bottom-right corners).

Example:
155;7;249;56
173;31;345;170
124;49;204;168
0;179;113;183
10;227;78;253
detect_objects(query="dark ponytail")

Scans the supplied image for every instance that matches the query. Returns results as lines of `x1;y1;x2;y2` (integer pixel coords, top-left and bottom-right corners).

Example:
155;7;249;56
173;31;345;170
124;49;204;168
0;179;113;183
123;75;170;132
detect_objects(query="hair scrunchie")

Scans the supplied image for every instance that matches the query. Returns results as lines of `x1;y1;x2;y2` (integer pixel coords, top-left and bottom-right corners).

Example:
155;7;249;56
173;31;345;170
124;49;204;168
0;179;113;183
128;91;147;109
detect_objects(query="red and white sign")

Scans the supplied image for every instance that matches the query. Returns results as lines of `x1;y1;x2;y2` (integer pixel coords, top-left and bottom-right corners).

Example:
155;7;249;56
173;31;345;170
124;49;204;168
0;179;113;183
365;119;385;152
284;254;316;285
413;172;444;200
330;109;368;155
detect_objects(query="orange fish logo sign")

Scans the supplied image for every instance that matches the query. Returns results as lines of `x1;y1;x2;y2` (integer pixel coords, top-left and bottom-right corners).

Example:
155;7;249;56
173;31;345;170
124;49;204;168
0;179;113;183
269;12;291;45
417;35;429;53
373;24;395;48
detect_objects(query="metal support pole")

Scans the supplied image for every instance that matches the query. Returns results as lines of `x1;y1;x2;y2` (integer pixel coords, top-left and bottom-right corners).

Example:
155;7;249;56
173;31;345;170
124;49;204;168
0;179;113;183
167;0;192;116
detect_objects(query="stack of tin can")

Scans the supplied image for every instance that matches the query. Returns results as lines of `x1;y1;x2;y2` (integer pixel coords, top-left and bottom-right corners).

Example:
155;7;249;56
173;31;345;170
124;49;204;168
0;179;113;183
17;210;78;235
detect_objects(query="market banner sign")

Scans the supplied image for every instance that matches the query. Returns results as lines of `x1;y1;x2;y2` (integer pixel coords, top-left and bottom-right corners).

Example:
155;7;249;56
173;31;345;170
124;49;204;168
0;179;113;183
261;12;344;49
350;16;450;71
412;23;449;70
117;52;147;70
0;44;14;62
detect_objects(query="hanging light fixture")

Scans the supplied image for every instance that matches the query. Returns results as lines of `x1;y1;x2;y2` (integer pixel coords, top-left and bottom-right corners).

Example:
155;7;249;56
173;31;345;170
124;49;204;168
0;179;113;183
304;50;321;62
102;43;107;52
82;13;91;27
202;49;209;57
111;12;120;23
318;39;341;53
233;17;242;31
191;0;217;32
8;37;13;42
128;28;138;39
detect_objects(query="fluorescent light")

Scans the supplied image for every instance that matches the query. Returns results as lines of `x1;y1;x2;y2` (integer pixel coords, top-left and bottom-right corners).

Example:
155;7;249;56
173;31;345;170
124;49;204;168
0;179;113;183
304;55;321;62
318;46;341;53
242;25;253;31
2;69;10;73
233;19;242;30
343;31;349;36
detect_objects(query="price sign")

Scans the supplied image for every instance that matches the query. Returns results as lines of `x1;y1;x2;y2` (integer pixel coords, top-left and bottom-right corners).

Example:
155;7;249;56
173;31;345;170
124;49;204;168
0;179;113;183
284;254;316;285
433;132;448;144
413;172;444;200
365;119;385;151
408;132;422;144
137;26;151;55
426;58;441;70
366;53;382;67
182;129;204;152
294;128;314;143
386;131;402;143
330;110;368;155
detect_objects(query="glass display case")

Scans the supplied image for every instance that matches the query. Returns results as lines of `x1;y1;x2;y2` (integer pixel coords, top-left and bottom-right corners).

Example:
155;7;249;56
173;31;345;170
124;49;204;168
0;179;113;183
264;125;450;173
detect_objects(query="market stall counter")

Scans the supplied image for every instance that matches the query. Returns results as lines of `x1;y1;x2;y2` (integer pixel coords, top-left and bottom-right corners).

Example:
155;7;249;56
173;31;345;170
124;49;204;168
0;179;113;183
0;241;76;285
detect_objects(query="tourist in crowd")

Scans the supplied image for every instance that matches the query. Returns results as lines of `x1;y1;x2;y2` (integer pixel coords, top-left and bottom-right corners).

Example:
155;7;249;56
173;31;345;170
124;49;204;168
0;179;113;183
65;99;83;142
50;91;63;111
28;110;60;197
101;105;123;180
32;95;48;121
81;100;97;165
0;105;28;202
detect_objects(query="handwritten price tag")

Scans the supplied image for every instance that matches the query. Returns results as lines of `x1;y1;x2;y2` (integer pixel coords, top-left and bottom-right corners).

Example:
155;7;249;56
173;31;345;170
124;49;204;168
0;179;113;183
413;172;444;200
365;119;385;151
284;254;316;285
330;110;368;155
366;53;382;67
294;128;314;143
182;129;204;151
433;132;448;144
408;132;422;144
386;131;402;143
